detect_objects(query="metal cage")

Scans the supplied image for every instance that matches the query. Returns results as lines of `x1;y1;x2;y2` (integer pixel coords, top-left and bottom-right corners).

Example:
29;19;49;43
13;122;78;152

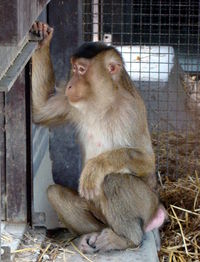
82;0;200;179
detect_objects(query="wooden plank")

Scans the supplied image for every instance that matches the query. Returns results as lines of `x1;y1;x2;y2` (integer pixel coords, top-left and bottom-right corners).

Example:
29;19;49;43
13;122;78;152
0;92;6;220
0;0;50;45
0;1;18;44
0;0;49;82
5;71;27;222
0;37;28;81
0;42;37;92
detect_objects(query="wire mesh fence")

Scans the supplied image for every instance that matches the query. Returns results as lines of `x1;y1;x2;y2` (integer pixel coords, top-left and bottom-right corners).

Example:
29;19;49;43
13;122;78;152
82;0;200;179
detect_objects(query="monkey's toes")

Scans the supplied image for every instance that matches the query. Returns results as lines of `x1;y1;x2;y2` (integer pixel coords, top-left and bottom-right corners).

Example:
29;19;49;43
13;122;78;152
79;233;99;254
94;229;115;252
79;241;95;254
87;232;99;248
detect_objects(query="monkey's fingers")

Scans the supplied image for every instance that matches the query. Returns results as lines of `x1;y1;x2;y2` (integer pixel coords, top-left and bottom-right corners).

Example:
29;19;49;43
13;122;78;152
88;186;101;200
79;185;89;200
84;184;103;200
30;22;39;35
30;21;53;48
79;169;103;200
79;185;99;200
79;176;91;199
37;21;43;38
87;189;95;200
88;176;104;199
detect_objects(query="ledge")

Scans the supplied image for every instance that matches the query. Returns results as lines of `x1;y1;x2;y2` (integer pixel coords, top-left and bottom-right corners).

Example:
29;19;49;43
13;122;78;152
0;41;37;92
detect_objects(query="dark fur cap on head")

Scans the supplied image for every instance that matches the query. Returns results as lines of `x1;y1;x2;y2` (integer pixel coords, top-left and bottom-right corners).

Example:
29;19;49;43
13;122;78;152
72;42;121;60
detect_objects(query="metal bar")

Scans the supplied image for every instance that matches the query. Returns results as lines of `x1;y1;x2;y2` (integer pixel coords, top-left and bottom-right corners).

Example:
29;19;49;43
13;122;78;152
92;0;99;41
0;41;37;92
0;92;6;220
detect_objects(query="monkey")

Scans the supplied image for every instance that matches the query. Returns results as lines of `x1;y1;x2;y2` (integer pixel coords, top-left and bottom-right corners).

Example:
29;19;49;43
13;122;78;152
31;21;167;254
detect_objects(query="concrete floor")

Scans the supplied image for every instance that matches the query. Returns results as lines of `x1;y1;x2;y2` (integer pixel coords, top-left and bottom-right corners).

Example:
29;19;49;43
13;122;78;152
53;231;160;262
1;224;160;262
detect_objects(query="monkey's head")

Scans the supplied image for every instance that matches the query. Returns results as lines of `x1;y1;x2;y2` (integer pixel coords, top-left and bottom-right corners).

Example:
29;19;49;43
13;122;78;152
66;42;125;110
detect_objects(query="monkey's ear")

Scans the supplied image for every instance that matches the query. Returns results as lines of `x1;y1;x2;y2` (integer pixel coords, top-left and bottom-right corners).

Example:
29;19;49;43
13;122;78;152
108;62;121;75
104;49;123;78
70;57;75;65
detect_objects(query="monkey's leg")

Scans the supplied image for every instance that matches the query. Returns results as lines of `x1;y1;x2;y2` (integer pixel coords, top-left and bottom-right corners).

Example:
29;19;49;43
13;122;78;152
47;185;105;235
92;173;159;253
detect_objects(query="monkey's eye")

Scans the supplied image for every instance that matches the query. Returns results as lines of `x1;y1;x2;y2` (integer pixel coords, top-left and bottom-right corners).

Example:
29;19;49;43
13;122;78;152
78;65;86;75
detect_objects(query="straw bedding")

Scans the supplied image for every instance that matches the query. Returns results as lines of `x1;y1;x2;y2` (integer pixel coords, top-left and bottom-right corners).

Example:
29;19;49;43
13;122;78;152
152;132;200;261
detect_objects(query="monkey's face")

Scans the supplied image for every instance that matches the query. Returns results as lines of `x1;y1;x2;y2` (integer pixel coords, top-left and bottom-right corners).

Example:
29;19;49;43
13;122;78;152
66;48;123;111
66;58;92;106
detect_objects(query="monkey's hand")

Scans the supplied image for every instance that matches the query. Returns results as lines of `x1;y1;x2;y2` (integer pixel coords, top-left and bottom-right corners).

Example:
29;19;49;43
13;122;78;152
30;21;54;49
79;158;108;200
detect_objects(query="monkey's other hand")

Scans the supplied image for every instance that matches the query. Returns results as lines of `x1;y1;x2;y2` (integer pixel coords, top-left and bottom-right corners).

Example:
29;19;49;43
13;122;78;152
79;158;107;200
30;21;53;49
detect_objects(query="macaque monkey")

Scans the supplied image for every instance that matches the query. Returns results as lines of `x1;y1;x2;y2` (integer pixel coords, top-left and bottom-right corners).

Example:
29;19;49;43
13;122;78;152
31;22;167;253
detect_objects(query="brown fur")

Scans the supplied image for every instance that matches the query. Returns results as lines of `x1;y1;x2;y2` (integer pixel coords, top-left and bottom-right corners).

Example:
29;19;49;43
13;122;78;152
31;22;164;253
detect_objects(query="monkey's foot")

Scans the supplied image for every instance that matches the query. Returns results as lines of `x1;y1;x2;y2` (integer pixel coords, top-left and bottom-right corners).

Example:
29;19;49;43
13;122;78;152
93;228;130;253
79;228;132;253
78;232;99;254
30;21;53;48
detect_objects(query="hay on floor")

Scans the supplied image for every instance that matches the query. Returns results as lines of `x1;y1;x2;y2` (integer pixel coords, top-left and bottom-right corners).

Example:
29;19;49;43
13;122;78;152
152;131;200;179
152;131;200;261
158;172;200;261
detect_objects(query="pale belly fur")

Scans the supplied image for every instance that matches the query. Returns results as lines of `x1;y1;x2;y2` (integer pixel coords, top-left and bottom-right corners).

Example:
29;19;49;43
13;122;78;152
79;122;133;163
82;130;114;161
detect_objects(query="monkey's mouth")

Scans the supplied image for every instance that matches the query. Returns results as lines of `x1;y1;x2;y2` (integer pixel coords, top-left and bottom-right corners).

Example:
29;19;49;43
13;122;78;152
68;95;81;102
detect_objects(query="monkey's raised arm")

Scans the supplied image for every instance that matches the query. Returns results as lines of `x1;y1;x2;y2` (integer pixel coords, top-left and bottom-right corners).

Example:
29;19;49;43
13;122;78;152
31;22;70;126
79;147;156;200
